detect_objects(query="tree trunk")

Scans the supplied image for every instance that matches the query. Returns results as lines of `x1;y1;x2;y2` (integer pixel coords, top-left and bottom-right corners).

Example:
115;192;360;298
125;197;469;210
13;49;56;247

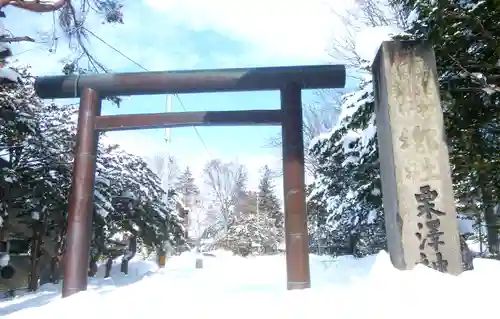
49;256;61;283
460;235;474;270
478;174;499;256
50;220;65;284
88;257;98;277
349;233;358;257
121;236;137;275
28;222;43;291
104;257;113;278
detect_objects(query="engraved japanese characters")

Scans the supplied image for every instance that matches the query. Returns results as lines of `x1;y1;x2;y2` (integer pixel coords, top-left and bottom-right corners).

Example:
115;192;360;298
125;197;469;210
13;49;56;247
381;42;462;274
414;185;448;272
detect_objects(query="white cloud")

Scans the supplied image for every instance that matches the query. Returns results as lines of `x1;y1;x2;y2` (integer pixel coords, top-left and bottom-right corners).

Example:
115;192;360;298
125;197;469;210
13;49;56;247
6;1;337;204
143;0;356;64
6;0;359;74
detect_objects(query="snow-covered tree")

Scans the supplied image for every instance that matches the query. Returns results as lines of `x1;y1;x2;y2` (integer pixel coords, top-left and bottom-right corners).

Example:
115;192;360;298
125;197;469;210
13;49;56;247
309;79;385;257
222;209;280;256
0;67;186;286
208;189;279;256
307;0;406;257
0;66;74;247
391;0;500;256
145;154;180;195
93;144;187;255
175;166;200;207
199;163;283;255
309;0;499;262
257;165;283;238
203;159;247;234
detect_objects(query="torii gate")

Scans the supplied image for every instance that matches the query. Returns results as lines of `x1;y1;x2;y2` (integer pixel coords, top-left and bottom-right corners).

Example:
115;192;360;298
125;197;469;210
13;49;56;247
34;65;346;297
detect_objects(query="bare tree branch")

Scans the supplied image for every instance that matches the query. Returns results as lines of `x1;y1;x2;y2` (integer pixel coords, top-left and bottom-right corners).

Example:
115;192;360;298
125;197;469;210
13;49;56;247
145;154;180;194
0;35;35;43
327;0;406;71
6;0;68;13
1;0;124;75
203;159;247;232
264;90;343;176
264;1;406;179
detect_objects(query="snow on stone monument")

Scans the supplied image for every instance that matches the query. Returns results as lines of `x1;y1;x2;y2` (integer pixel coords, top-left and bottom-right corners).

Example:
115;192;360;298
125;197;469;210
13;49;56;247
372;40;462;274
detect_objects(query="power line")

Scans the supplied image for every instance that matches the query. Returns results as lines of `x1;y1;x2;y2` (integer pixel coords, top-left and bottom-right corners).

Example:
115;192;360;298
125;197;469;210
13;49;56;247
83;27;213;157
12;42;49;58
172;94;213;157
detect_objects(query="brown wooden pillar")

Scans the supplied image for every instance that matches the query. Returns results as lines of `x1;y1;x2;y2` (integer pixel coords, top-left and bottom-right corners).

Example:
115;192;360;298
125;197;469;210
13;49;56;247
62;88;101;298
281;82;311;290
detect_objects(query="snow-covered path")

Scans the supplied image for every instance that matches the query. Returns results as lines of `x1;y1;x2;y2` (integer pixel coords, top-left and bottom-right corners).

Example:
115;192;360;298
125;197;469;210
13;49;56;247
2;250;500;318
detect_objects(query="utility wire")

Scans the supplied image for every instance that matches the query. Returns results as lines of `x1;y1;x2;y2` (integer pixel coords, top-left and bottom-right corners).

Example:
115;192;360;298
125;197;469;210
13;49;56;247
11;42;50;57
83;27;213;157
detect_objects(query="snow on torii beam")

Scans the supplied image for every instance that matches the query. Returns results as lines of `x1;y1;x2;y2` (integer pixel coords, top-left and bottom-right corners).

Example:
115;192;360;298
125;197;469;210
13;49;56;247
33;64;346;298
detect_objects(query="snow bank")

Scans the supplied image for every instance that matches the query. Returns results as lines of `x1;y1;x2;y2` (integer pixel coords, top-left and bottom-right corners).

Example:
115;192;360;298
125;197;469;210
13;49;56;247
94;256;159;280
0;257;159;316
2;251;500;318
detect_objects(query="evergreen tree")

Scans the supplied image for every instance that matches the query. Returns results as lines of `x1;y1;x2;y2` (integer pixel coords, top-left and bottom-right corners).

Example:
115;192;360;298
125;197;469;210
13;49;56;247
257;166;283;235
0;67;187;287
93;144;187;256
175;166;200;207
307;0;406;257
223;209;280;256
213;166;284;257
309;79;385;257
212;189;280;256
391;0;500;255
309;0;499;261
0;67;75;270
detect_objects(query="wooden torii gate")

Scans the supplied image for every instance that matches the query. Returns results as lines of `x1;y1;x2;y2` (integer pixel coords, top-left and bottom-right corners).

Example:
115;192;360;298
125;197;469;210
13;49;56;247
34;65;346;297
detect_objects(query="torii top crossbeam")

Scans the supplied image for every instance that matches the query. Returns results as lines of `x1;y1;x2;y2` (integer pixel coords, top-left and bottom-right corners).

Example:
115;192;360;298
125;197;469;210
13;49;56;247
34;65;346;99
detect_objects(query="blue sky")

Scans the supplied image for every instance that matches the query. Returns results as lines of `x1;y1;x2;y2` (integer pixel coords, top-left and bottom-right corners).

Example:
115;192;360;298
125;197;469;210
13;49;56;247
6;0;357;195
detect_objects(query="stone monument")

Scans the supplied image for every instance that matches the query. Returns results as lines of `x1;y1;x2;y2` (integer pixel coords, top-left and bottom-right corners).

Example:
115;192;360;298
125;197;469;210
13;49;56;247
372;40;462;274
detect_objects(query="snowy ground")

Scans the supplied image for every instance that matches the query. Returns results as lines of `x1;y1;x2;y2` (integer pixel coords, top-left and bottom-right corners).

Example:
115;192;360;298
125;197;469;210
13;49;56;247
1;250;499;319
